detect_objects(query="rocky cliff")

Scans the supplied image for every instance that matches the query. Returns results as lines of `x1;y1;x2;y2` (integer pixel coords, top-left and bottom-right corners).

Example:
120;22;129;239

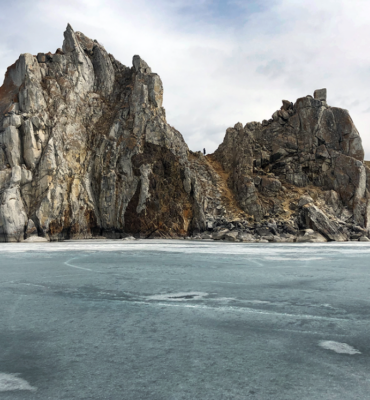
0;25;369;242
213;88;370;242
0;24;234;241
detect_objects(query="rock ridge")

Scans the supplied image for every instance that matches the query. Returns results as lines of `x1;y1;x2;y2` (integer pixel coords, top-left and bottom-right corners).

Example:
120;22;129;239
0;25;369;243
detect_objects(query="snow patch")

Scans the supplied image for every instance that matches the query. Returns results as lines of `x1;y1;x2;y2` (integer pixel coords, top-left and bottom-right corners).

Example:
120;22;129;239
147;292;208;301
0;373;36;392
319;340;361;354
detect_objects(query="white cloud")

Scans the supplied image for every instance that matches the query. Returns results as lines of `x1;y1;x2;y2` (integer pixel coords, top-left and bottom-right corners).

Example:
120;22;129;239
1;0;370;158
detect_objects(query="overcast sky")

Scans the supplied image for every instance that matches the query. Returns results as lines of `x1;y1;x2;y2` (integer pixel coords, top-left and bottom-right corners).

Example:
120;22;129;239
1;0;370;158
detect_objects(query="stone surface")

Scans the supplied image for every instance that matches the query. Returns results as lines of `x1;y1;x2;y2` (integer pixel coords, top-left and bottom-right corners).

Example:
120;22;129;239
314;88;327;101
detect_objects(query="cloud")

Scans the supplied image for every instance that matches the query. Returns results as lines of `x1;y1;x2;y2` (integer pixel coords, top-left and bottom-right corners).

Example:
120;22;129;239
1;0;370;158
256;60;285;79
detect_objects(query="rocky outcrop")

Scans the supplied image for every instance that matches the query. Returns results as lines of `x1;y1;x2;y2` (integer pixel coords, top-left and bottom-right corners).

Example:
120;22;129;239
0;24;232;241
212;89;370;242
0;25;369;242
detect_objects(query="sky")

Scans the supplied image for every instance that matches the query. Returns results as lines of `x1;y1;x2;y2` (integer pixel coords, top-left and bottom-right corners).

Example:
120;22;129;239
1;0;370;158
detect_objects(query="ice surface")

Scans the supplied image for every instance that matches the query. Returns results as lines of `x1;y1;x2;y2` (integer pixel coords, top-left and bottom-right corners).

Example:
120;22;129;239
1;238;370;256
0;240;369;399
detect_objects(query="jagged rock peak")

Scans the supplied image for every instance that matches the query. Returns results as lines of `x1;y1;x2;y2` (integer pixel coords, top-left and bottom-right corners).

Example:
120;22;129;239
214;87;369;238
133;55;152;74
0;24;219;242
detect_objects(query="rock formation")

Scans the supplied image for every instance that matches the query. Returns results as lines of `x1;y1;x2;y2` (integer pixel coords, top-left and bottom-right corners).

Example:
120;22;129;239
0;25;232;241
213;89;370;242
0;25;369;242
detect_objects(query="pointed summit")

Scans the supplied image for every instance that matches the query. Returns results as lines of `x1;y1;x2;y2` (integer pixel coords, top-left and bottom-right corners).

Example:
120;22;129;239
62;23;77;53
133;55;152;74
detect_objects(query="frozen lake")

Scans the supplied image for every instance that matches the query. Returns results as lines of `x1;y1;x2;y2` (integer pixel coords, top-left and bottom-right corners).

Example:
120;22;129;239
0;240;369;399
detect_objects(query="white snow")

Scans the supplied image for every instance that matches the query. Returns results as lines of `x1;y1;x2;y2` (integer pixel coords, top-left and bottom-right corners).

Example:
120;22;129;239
319;340;361;355
0;373;36;392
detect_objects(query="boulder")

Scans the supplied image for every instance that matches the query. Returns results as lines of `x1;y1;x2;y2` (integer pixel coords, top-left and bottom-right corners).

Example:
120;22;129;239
224;231;239;242
314;88;327;101
206;220;214;230
281;100;292;111
37;53;46;63
238;232;256;242
298;195;314;208
301;204;346;241
255;227;270;236
212;229;229;240
261;234;274;242
283;223;298;235
259;176;282;197
267;221;278;235
270;147;288;162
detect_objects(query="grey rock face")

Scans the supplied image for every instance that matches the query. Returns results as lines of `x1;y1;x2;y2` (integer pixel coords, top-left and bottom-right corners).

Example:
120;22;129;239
213;89;369;236
26;219;38;238
1;127;21;167
0;24;230;241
